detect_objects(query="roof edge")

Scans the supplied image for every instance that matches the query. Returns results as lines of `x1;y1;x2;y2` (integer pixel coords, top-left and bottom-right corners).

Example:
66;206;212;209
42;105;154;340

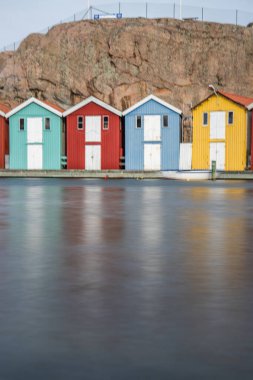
192;93;213;109
122;94;182;116
193;90;253;110
63;96;122;117
6;97;63;118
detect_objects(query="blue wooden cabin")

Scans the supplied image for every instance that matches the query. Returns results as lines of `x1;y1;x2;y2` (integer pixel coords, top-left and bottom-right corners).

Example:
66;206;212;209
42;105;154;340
123;95;182;171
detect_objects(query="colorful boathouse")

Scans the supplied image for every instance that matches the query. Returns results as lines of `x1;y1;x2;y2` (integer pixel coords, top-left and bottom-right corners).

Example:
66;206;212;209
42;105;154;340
63;97;122;170
192;91;253;171
123;95;182;171
6;98;64;170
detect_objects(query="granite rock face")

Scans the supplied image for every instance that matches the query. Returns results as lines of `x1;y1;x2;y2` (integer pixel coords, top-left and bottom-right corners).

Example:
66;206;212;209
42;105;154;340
0;17;252;118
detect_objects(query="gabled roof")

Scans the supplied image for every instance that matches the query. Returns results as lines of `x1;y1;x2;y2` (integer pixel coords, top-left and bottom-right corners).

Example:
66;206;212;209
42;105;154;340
0;103;10;117
193;90;253;109
122;94;182;116
6;97;63;118
63;96;122;117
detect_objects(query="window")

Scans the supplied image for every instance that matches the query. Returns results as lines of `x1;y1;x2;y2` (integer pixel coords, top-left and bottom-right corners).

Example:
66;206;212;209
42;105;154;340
103;116;109;130
19;118;24;131
228;111;234;125
77;116;84;130
136;115;142;128
163;115;169;127
45;118;50;130
203;112;208;126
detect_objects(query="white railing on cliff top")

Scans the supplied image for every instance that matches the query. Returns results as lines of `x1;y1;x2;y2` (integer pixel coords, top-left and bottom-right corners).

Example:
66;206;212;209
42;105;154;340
1;2;253;52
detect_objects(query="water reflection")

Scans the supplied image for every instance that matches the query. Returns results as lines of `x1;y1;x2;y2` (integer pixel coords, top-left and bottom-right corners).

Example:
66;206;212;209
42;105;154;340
61;186;126;246
0;180;252;380
182;186;248;278
140;187;163;247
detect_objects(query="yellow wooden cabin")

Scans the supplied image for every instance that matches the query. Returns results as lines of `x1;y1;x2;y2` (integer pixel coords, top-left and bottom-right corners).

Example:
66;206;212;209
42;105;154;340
192;91;253;171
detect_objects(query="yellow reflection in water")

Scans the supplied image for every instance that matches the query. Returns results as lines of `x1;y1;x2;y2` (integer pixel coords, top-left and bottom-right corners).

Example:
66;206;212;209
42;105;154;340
182;186;248;289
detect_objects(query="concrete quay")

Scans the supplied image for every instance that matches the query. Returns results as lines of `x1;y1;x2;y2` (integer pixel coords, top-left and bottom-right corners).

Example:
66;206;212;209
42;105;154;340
0;170;164;179
0;170;253;180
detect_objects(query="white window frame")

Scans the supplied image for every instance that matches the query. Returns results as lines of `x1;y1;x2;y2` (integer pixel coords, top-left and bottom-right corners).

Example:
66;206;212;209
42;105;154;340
136;115;142;129
77;115;84;130
228;111;234;125
19;118;25;131
162;115;169;128
203;112;208;126
45;117;51;131
103;115;109;130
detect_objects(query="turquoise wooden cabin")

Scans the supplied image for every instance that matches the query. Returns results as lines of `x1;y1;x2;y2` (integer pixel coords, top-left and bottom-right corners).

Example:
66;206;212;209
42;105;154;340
6;98;64;170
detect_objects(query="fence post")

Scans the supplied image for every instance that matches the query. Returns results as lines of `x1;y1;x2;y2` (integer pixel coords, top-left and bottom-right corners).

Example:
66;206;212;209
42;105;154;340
119;2;121;14
146;3;148;18
236;9;238;25
74;13;76;22
14;42;16;51
202;8;204;21
173;3;176;18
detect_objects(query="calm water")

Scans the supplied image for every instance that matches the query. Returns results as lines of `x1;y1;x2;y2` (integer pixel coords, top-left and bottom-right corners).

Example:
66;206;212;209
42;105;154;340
0;179;253;380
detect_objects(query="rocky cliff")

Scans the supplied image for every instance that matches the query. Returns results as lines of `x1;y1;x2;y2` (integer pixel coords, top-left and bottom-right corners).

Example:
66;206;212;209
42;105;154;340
0;17;253;119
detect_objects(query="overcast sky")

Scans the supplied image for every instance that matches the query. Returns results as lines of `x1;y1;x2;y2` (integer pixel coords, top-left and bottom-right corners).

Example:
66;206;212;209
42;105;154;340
1;0;253;48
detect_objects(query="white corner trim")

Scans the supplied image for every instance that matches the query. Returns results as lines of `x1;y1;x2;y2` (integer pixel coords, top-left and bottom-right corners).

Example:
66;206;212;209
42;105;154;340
247;102;253;111
122;94;182;116
63;96;122;117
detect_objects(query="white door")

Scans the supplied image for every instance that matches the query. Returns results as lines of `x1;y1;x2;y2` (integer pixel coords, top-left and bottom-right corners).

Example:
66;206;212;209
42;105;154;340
210;142;225;170
144;144;161;170
144;115;161;141
27;145;43;170
27;118;43;143
179;143;192;170
210;112;226;139
85;145;101;170
85;116;101;142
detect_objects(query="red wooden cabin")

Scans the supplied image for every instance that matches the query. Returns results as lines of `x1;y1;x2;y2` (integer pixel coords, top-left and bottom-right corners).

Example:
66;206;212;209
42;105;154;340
63;97;122;170
0;103;10;169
